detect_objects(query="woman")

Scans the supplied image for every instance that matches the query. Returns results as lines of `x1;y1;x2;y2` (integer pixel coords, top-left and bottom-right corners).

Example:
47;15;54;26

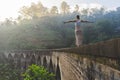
64;15;93;47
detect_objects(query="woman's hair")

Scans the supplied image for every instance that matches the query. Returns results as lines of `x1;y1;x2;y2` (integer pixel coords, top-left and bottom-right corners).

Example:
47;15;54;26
76;15;80;19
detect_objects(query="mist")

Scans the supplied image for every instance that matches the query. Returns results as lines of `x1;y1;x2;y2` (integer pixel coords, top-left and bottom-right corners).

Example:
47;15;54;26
0;1;120;50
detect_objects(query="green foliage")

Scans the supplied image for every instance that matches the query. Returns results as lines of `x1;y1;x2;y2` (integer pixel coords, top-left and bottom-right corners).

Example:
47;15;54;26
23;64;55;80
0;14;75;50
0;1;120;50
0;64;19;80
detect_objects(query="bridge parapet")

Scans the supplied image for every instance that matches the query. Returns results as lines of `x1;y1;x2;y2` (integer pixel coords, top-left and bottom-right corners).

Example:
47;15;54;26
0;38;120;80
55;38;120;59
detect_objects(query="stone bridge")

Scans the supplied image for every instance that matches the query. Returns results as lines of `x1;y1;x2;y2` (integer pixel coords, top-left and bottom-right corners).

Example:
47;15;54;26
0;38;120;80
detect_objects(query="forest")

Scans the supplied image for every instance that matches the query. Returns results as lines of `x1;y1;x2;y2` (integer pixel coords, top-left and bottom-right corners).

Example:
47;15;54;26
0;1;120;50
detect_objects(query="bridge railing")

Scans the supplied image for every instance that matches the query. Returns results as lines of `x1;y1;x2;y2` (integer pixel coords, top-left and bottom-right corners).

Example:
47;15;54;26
55;38;120;59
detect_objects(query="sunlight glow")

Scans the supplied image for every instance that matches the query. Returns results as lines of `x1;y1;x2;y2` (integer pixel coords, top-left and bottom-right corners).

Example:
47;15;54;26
0;0;119;21
0;0;40;21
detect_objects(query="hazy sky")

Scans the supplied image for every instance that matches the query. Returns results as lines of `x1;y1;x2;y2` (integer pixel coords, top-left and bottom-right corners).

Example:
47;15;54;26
0;0;120;21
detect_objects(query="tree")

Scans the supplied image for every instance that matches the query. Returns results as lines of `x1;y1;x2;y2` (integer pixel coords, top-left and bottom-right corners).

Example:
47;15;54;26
19;6;31;19
23;64;55;80
19;2;48;19
0;63;19;80
74;5;79;12
90;7;105;18
81;8;89;16
50;6;58;14
61;1;70;14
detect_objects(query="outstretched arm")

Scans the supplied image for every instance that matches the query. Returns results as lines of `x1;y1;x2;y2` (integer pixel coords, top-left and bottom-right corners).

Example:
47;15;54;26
81;20;94;23
64;20;76;24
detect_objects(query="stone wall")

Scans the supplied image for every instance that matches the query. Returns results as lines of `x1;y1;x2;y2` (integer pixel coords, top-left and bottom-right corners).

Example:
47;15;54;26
55;38;120;59
0;38;120;80
5;51;61;80
1;50;119;80
52;52;120;80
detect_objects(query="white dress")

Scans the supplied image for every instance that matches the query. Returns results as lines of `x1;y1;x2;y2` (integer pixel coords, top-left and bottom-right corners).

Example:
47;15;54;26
75;20;82;46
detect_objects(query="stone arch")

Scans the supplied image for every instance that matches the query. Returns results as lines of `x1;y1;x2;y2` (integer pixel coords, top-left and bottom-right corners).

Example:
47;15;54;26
25;54;31;68
20;53;24;60
8;54;14;66
8;53;13;61
14;53;18;58
20;53;26;70
43;56;47;68
98;65;102;80
55;64;61;80
86;61;95;80
30;55;36;65
110;71;114;80
57;56;59;63
49;58;54;73
37;56;41;66
14;53;21;68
